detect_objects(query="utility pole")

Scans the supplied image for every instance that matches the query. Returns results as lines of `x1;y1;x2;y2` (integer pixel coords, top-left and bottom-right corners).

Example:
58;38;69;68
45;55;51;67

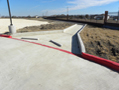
7;0;16;34
67;7;69;20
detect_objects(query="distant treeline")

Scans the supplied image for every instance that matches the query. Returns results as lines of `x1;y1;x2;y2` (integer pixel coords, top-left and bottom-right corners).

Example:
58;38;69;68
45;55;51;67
0;15;42;18
47;14;105;19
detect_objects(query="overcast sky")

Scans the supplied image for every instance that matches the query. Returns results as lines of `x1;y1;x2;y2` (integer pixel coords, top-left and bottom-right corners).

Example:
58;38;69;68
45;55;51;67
0;0;119;16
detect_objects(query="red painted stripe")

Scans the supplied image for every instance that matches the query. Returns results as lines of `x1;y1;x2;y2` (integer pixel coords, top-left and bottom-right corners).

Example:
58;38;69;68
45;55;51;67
0;34;12;38
82;53;119;72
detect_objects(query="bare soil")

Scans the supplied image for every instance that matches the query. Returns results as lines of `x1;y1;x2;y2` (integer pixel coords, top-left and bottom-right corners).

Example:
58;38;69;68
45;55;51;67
80;25;119;63
17;22;73;33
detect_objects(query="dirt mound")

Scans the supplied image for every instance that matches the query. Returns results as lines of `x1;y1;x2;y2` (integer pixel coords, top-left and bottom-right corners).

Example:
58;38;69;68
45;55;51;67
80;25;119;63
17;23;73;33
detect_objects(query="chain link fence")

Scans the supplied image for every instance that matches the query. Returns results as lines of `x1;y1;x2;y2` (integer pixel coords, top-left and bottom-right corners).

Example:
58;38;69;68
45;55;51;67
68;14;104;23
47;11;119;28
51;13;105;24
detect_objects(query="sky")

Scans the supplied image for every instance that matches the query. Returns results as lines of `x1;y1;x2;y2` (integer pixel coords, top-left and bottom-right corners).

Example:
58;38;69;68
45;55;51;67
0;0;119;16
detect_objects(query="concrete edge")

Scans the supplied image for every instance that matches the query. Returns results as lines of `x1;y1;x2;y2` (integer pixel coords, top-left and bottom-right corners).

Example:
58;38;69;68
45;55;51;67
63;24;77;32
12;30;63;37
77;24;87;54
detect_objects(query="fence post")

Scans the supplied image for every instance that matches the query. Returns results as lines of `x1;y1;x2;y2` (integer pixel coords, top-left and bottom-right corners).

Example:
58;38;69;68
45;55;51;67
104;11;108;24
67;14;68;20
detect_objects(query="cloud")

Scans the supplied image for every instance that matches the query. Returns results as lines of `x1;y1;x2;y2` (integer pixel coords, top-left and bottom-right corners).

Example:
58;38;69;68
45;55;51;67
28;5;40;11
42;8;66;15
68;0;118;11
47;0;118;15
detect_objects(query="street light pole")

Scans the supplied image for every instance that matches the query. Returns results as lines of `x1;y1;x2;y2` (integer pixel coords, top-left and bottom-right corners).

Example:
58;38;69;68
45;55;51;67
7;0;16;34
7;0;13;25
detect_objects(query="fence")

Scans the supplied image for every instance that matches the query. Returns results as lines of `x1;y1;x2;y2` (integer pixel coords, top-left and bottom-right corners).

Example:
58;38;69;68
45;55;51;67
52;13;105;24
107;11;119;23
46;11;119;28
68;14;105;24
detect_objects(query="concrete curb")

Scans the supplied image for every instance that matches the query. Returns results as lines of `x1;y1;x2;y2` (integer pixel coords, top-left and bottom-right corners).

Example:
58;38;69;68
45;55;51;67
63;24;77;32
82;53;119;72
0;34;12;38
77;24;87;54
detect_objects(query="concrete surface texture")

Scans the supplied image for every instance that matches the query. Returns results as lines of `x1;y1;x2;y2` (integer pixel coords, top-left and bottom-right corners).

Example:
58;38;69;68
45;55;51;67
0;23;119;90
0;37;119;90
0;19;49;33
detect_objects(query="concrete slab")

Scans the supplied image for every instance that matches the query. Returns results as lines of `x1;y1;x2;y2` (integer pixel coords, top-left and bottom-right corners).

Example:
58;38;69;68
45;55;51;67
0;19;49;33
0;37;119;90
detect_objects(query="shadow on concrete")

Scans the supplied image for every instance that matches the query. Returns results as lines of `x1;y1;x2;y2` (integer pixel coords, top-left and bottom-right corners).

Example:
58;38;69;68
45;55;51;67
71;33;81;54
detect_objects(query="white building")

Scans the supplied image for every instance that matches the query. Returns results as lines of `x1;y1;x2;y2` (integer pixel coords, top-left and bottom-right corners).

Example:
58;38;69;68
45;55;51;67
35;15;39;18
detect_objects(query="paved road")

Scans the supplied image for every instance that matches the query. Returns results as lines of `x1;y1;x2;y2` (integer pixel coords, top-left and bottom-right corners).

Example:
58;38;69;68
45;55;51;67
0;24;119;90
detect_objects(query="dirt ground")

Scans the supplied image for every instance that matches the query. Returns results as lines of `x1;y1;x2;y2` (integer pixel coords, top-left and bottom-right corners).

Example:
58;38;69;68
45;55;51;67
80;25;119;63
17;22;73;33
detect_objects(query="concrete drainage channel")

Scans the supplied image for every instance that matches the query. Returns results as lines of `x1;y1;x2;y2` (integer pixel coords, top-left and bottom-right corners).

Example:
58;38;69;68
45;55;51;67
0;24;119;72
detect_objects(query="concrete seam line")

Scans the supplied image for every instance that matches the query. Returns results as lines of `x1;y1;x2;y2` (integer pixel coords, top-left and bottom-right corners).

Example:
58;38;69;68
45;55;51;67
77;24;87;54
63;24;77;32
82;53;119;72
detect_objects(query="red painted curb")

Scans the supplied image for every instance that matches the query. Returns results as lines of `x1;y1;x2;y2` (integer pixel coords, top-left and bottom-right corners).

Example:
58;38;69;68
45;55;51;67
1;35;119;72
0;34;12;38
82;53;119;72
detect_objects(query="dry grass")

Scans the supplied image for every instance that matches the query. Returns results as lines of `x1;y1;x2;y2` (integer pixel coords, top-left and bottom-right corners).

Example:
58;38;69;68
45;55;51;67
80;25;119;63
17;23;74;33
